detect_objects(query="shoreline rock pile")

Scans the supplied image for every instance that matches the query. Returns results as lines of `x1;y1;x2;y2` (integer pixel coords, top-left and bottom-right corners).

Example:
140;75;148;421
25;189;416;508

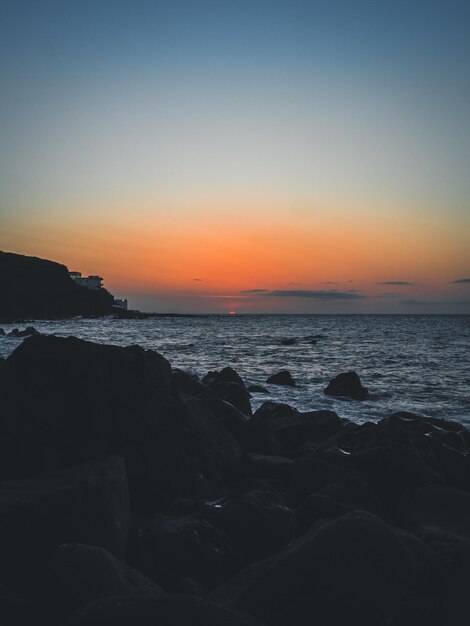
0;334;469;625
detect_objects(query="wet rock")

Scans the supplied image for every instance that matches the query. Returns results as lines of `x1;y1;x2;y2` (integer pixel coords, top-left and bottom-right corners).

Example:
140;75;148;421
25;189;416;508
0;456;130;589
0;328;5;335
204;367;246;389
45;543;164;616
254;401;298;421
244;454;294;480
172;369;205;396
280;338;296;346
247;385;269;394
266;370;296;386
324;371;368;400
209;382;253;416
63;594;265;626
128;515;239;591
199;393;251;451
0;335;242;512
203;490;296;562
210;511;426;626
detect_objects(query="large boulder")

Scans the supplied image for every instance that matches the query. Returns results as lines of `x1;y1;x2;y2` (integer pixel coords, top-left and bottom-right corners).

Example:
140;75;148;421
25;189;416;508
45;543;164;617
324;371;368;400
63;594;264;626
204;367;246;389
209;382;253;416
0;456;130;589
244;454;294;481
0;335;242;512
266;371;296;386
202;490;296;562
210;511;428;626
128;514;239;591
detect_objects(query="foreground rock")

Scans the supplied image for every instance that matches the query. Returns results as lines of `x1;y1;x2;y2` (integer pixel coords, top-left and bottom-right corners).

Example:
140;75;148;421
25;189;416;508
0;456;129;589
0;335;241;511
210;511;428;626
324;371;368;399
64;594;264;626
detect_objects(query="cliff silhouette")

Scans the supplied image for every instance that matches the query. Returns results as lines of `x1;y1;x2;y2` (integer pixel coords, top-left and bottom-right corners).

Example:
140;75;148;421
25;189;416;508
0;251;115;321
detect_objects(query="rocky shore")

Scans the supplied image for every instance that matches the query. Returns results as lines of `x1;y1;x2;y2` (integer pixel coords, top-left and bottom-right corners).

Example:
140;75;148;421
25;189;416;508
0;333;469;625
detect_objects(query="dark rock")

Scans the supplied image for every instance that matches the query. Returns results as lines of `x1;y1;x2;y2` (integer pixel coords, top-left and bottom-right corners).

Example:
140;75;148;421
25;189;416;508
128;515;239;591
0;251;115;321
0;354;4;365
209;381;253;416
247;385;269;394
348;444;444;510
280;338;296;346
0;328;5;335
295;494;355;534
324;371;368;400
202;490;296;562
288;457;367;505
10;326;39;337
244;454;294;480
317;476;390;521
253;401;298;421
0;335;242;512
268;410;343;449
204;367;246;389
397;485;470;544
45;543;164;616
266;370;296;386
0;456;130;589
0;584;35;625
210;511;426;626
63;594;264;626
172;368;205;396
199;393;251;450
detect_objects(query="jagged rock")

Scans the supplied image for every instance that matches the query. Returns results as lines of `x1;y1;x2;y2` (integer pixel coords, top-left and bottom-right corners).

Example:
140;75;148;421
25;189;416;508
203;490;296;562
209;382;253;416
127;515;240;591
0;456;130;590
247;385;269;394
45;543;164;616
324;371;368;400
210;511;429;626
266;371;296;386
204;367;246;389
63;594;264;626
244;454;294;480
10;326;39;337
0;335;242;512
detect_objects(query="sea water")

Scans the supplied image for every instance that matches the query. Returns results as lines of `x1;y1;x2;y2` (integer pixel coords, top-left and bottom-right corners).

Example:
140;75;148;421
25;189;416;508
1;314;469;425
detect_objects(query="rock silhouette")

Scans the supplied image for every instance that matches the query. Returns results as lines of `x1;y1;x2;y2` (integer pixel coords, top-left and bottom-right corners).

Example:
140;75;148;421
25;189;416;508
324;371;369;399
0;334;468;624
266;371;296;386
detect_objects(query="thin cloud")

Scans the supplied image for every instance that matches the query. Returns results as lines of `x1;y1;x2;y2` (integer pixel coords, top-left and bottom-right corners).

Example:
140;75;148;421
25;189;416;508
453;278;470;284
240;288;270;293
193;278;203;281
319;281;338;285
402;298;470;306
378;281;414;286
261;289;366;300
375;292;401;298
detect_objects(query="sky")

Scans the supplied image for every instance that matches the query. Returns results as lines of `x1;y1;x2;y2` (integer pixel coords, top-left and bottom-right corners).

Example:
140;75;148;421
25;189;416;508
1;0;469;313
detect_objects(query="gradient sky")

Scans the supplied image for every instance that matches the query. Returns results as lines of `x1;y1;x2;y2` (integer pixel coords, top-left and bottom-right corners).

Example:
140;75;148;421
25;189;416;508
1;0;469;313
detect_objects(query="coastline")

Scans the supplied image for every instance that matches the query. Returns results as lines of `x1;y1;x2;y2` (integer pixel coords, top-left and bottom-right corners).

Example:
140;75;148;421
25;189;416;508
0;332;469;624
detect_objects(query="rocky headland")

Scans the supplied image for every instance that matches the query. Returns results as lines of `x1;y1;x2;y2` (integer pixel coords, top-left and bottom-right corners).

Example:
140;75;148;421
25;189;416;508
0;333;469;625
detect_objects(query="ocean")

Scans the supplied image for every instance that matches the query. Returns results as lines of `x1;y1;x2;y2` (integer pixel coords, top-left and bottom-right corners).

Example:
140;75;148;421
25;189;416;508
1;314;469;426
